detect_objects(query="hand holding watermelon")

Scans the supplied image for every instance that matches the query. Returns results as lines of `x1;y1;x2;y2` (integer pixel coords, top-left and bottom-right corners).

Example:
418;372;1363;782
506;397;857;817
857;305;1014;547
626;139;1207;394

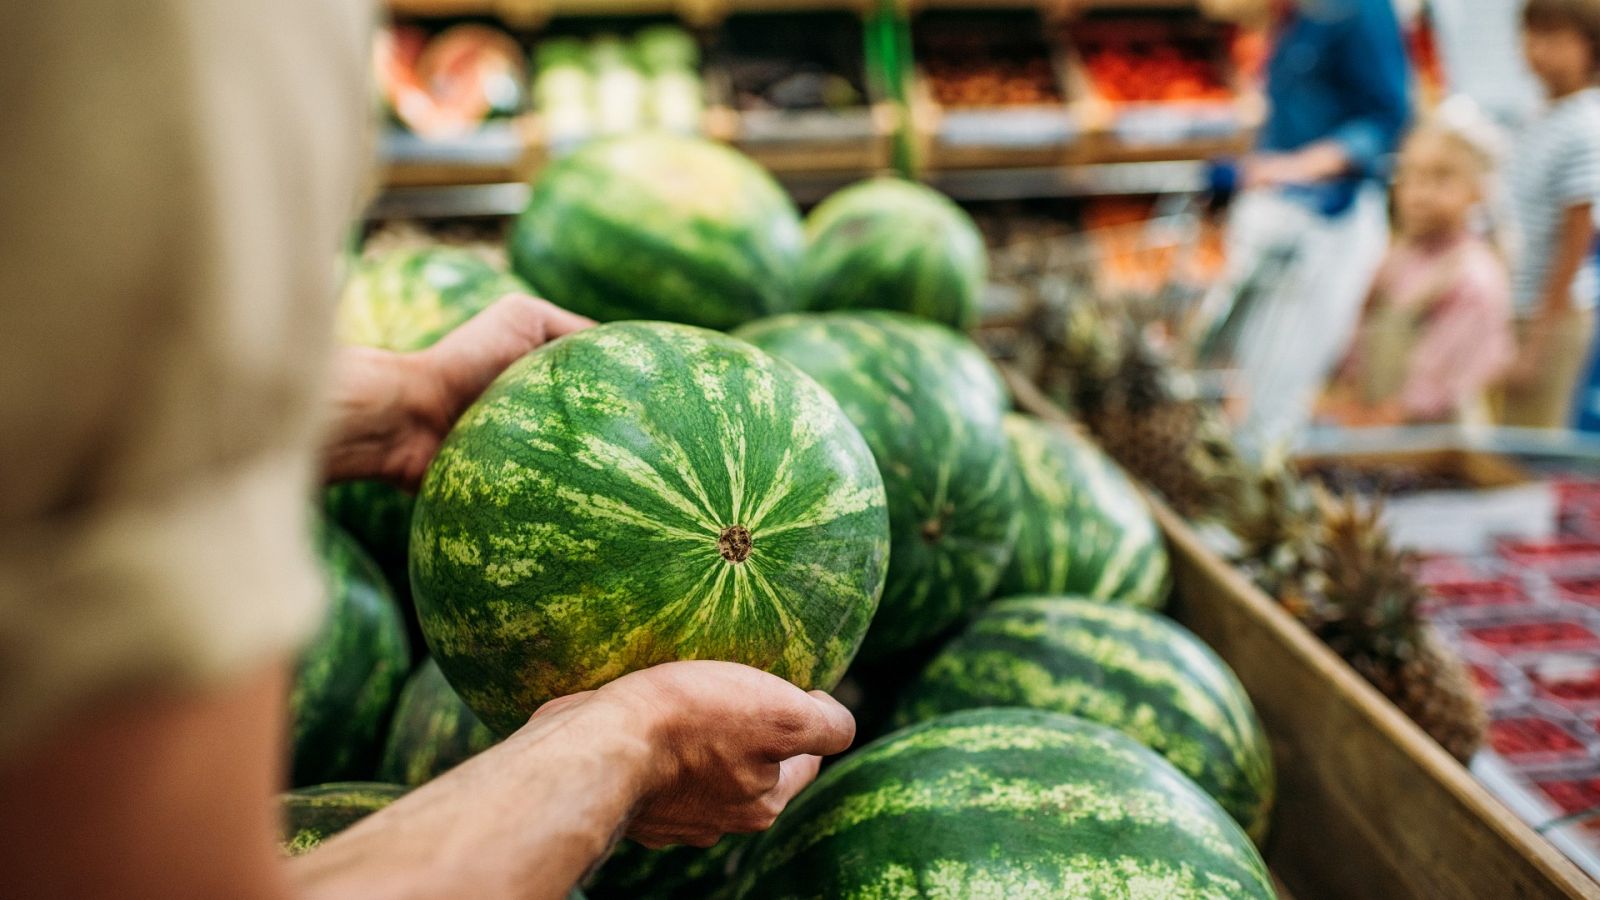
322;294;593;488
530;661;856;850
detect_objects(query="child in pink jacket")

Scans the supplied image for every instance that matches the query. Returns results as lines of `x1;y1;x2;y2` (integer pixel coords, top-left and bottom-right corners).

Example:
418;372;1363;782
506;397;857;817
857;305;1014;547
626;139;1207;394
1322;114;1514;426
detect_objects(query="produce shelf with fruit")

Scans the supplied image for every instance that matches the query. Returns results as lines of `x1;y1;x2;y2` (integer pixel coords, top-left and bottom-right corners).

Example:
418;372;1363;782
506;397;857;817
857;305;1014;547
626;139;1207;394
706;12;892;172
1006;376;1598;899
1064;11;1260;150
373;0;1260;197
910;10;1081;169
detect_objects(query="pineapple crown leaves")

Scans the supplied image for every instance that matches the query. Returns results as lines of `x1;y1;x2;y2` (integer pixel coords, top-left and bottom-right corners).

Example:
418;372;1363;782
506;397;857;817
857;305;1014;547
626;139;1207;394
1307;491;1430;666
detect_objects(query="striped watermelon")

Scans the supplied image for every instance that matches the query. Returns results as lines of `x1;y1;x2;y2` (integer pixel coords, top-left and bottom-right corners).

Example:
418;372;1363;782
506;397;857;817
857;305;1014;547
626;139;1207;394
894;596;1275;841
735;311;1019;660
731;709;1275;899
998;413;1170;608
800;178;987;330
410;321;889;735
377;657;498;786
280;782;407;856
509;134;804;330
588;836;747;900
291;522;412;787
335;245;529;353
326;246;529;594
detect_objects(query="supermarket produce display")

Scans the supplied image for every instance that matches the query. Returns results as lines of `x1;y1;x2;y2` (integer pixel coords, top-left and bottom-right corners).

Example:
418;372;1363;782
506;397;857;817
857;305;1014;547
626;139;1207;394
737;311;1020;661
997;413;1170;607
799;178;987;330
729;708;1275;899
410;320;889;734
894;595;1275;841
377;657;498;787
290;522;413;787
280;782;410;857
508;133;804;329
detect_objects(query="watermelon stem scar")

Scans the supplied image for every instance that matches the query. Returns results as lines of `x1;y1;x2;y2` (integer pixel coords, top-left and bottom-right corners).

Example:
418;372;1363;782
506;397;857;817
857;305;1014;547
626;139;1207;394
718;525;753;563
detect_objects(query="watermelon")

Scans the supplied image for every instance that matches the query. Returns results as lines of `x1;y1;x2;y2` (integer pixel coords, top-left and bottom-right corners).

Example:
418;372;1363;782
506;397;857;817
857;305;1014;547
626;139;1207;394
291;522;412;787
410;321;889;735
508;134;804;330
588;836;747;900
735;311;1019;660
894;596;1275;841
377;657;498;787
326;246;531;600
280;782;407;856
998;413;1170;608
730;709;1275;899
800;178;987;330
336;245;530;353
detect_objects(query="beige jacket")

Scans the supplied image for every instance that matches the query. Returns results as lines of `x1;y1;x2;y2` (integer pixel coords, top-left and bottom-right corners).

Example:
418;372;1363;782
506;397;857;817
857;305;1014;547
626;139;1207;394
0;0;373;755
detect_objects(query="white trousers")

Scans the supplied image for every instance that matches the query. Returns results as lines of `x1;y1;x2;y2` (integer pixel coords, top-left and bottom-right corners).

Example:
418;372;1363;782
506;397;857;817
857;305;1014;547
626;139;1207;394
1221;185;1391;453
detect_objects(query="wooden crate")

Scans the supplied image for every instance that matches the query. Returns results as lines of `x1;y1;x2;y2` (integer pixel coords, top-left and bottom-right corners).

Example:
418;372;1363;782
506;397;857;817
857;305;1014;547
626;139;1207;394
1006;372;1599;899
1296;447;1535;492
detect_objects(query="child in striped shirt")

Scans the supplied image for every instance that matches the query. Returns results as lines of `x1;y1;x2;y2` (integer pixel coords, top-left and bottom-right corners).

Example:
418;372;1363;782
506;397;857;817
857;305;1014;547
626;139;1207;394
1503;0;1600;427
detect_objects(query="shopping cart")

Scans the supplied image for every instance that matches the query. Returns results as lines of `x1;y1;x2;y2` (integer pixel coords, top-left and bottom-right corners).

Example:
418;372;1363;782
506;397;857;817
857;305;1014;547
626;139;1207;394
981;187;1304;410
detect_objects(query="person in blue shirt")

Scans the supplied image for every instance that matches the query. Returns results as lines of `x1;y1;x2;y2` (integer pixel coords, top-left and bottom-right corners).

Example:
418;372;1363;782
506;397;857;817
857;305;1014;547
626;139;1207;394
1209;0;1413;450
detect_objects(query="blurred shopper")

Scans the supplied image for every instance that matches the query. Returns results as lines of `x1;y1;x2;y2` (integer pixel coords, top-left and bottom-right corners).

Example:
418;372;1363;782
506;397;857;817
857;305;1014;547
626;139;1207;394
1;3;850;899
1319;111;1514;427
1501;0;1600;427
1205;0;1412;451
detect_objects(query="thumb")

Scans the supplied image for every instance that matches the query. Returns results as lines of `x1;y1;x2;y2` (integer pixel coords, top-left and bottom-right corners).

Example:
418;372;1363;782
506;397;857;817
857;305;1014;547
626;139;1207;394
426;295;594;416
761;692;855;762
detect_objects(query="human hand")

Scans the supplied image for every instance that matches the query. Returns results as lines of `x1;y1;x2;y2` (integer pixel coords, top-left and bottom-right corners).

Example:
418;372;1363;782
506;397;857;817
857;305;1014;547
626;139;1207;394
1241;143;1351;190
322;294;594;489
530;661;856;849
1505;312;1557;391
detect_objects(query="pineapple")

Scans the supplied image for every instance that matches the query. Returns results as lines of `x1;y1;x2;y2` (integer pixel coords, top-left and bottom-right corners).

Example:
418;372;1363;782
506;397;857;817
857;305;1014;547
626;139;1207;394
1041;295;1224;518
1223;450;1328;621
1309;494;1487;763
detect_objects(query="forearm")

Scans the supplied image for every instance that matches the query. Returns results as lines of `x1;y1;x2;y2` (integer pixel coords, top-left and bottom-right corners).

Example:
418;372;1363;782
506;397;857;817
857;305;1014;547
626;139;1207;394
1537;206;1596;317
291;706;654;900
1291;140;1355;182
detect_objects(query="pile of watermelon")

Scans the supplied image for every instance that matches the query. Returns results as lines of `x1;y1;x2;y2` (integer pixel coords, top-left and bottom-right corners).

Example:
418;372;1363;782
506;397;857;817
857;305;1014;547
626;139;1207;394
286;135;1277;898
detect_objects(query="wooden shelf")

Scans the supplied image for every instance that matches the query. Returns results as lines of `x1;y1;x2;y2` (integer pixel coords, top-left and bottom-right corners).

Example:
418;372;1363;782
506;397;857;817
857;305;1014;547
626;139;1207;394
386;0;1202;18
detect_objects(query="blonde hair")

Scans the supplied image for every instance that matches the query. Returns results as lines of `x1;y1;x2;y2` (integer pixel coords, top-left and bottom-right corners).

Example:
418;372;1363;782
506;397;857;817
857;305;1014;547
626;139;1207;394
1401;96;1514;257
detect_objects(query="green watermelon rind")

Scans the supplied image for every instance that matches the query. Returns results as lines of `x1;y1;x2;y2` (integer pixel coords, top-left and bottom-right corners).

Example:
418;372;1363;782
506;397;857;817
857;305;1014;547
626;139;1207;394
587;834;749;900
800;178;987;331
411;321;890;735
894;595;1276;842
509;134;804;330
377;657;499;787
337;245;531;353
290;522;412;787
280;781;408;857
997;413;1171;608
731;708;1275;900
736;311;1020;661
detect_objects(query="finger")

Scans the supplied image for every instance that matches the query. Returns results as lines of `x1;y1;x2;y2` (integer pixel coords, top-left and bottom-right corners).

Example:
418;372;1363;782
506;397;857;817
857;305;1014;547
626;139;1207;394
725;755;821;834
424;296;552;409
767;754;821;806
517;295;595;339
761;692;855;761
